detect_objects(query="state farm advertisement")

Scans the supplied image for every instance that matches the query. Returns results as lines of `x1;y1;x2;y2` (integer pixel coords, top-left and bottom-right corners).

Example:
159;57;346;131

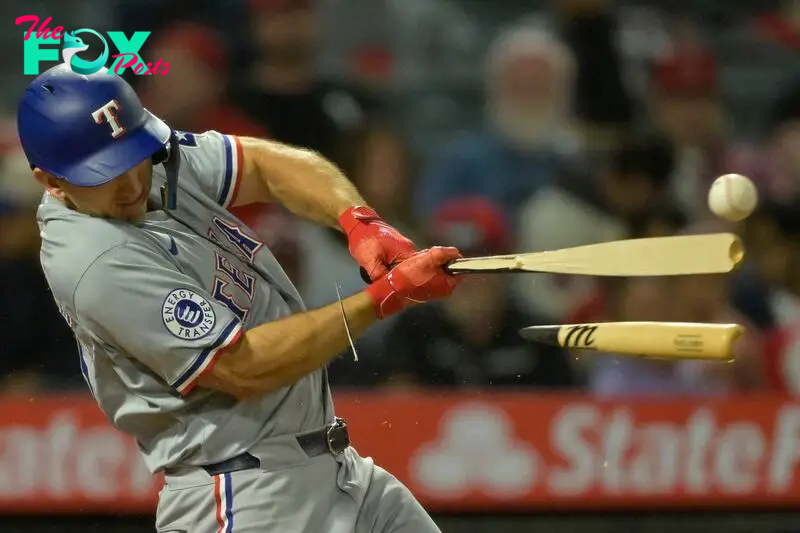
337;392;800;511
1;392;800;513
0;396;160;513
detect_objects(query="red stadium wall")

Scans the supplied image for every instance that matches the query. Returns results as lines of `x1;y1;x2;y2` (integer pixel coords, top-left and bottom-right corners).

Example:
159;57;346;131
0;391;799;515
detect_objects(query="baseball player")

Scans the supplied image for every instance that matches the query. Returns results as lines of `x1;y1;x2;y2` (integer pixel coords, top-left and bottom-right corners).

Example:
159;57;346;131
18;64;461;532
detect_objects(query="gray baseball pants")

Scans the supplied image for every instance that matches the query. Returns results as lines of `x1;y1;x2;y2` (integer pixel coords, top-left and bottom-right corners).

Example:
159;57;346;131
155;437;441;533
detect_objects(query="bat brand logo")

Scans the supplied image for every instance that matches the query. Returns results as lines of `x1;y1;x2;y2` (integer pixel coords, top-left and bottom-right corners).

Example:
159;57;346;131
563;325;598;348
674;334;703;352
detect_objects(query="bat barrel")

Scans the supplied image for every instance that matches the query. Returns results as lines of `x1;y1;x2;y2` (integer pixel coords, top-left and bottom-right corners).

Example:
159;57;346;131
519;322;744;361
447;233;745;276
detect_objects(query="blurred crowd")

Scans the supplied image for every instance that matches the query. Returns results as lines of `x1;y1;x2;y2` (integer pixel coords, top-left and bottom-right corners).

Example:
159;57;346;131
3;0;800;396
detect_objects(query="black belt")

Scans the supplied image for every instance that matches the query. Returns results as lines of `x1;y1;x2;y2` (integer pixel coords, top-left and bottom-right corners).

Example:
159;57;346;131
201;418;350;477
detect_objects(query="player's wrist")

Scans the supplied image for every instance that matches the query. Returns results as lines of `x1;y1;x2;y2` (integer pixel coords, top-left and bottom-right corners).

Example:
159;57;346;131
364;274;405;319
338;205;382;236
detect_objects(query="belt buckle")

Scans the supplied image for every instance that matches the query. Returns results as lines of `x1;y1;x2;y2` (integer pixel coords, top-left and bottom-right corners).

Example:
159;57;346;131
326;417;349;455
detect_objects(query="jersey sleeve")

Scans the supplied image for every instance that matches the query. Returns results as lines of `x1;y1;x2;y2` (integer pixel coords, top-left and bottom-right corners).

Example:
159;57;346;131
177;130;243;209
73;242;244;396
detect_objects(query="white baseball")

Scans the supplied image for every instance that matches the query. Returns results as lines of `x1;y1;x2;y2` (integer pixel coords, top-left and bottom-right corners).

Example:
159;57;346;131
707;173;758;222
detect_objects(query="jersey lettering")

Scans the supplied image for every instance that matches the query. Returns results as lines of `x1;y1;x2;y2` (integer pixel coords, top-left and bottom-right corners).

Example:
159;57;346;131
212;277;249;322
91;99;125;138
207;228;222;246
215;253;255;298
211;217;263;263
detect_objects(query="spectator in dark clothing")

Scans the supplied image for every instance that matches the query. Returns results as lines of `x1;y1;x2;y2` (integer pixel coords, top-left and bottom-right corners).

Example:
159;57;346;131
515;136;676;320
738;199;800;330
743;199;800;394
232;0;375;164
348;197;576;389
553;0;634;149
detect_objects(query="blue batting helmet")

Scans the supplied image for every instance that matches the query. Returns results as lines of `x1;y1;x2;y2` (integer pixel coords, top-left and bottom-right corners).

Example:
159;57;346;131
17;64;171;188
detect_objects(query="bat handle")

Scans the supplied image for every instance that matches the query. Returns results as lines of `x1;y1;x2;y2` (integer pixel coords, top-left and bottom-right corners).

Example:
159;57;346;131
359;266;373;284
359;264;403;284
360;261;459;284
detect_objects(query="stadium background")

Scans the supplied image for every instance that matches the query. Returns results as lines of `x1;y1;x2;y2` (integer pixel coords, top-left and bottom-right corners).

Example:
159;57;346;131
3;0;800;531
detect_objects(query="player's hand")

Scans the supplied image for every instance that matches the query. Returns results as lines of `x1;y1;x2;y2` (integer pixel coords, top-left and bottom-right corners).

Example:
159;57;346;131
365;246;463;319
339;206;416;281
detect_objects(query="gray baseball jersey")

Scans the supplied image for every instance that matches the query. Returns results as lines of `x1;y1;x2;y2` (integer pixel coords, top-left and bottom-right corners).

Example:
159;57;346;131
38;130;334;474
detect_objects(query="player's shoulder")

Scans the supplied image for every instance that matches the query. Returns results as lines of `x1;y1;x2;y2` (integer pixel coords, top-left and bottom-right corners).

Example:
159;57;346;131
162;130;234;170
174;130;225;148
168;130;222;172
37;196;156;304
169;129;242;208
174;130;238;161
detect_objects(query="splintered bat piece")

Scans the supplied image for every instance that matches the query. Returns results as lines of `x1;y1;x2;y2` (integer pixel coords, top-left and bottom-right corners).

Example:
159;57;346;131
519;322;744;362
445;233;744;276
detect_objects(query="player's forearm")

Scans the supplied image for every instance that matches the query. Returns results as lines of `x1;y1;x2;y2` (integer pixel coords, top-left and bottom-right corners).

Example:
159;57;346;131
244;137;365;227
205;292;376;399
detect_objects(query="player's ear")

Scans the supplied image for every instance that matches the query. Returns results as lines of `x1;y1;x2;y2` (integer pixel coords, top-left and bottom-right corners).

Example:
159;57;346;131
32;167;67;201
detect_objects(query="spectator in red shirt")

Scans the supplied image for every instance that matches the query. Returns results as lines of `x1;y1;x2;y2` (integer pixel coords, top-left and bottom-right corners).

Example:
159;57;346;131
755;1;800;50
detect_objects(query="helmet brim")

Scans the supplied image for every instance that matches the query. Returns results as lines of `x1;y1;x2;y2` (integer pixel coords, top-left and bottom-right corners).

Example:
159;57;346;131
54;111;171;187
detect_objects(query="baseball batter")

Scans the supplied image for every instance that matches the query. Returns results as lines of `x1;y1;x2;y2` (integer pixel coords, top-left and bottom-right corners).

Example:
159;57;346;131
18;64;461;532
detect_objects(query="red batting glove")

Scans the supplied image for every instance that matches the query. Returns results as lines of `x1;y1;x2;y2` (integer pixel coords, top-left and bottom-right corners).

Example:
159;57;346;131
365;246;463;319
339;206;416;281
